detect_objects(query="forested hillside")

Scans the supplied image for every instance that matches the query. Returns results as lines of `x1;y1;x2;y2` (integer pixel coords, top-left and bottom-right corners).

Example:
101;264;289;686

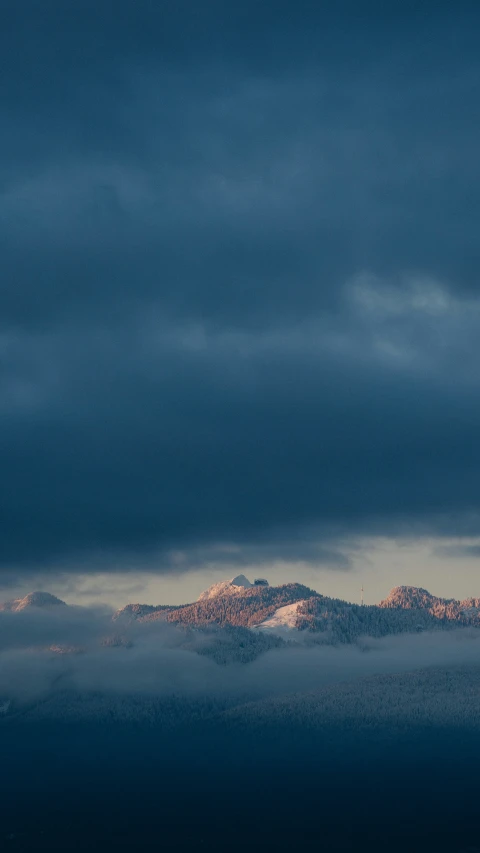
219;664;480;735
143;583;318;628
379;585;480;621
133;582;480;644
4;581;480;663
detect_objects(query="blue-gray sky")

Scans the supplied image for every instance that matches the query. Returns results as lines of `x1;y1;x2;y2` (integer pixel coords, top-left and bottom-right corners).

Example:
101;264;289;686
2;1;480;600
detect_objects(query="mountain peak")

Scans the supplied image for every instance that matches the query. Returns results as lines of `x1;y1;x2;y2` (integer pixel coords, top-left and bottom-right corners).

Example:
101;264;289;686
0;591;66;612
112;602;160;622
198;574;254;601
379;586;445;609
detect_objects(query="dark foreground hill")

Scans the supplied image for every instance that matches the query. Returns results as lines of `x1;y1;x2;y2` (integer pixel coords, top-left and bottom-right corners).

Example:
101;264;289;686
3;667;480;853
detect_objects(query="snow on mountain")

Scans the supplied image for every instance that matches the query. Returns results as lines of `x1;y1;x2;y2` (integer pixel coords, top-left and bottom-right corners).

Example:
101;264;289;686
377;586;480;624
255;601;307;634
197;574;254;601
113;602;163;622
0;591;66;612
378;586;446;609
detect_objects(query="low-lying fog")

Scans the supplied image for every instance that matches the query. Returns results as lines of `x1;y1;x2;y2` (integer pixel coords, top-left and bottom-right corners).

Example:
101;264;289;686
2;605;480;704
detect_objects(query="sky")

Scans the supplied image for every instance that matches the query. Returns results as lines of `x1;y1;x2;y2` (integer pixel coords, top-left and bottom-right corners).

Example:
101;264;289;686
2;1;480;607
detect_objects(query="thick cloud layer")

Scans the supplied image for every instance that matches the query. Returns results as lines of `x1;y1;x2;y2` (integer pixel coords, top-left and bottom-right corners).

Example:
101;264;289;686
3;605;480;706
1;1;480;575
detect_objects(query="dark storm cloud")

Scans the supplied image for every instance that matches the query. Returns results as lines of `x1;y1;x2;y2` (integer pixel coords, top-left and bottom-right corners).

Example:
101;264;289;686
1;1;480;574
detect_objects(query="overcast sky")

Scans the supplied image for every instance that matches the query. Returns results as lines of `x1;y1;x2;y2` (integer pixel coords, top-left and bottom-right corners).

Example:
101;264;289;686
2;1;480;605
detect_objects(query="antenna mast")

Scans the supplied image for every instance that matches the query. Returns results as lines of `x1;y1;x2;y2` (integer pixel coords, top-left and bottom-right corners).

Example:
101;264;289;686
361;585;364;606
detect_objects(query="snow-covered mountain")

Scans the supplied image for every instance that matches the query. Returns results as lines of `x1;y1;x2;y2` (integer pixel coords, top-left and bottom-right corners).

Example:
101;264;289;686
0;591;66;612
112;602;169;622
379;585;480;620
197;573;254;600
255;600;308;634
5;581;480;728
5;582;480;651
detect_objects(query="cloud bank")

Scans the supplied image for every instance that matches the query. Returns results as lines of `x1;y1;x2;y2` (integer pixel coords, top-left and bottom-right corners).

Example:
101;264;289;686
3;606;480;707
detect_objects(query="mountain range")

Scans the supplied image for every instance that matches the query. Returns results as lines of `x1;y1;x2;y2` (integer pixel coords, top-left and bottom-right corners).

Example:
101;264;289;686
4;577;480;642
112;575;480;640
3;576;480;734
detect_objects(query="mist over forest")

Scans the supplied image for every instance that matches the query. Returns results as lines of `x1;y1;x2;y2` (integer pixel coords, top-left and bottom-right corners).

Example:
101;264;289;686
3;583;480;852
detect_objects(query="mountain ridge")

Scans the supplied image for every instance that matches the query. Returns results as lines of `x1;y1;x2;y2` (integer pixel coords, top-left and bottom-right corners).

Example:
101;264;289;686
4;581;480;644
4;579;480;727
0;591;66;612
